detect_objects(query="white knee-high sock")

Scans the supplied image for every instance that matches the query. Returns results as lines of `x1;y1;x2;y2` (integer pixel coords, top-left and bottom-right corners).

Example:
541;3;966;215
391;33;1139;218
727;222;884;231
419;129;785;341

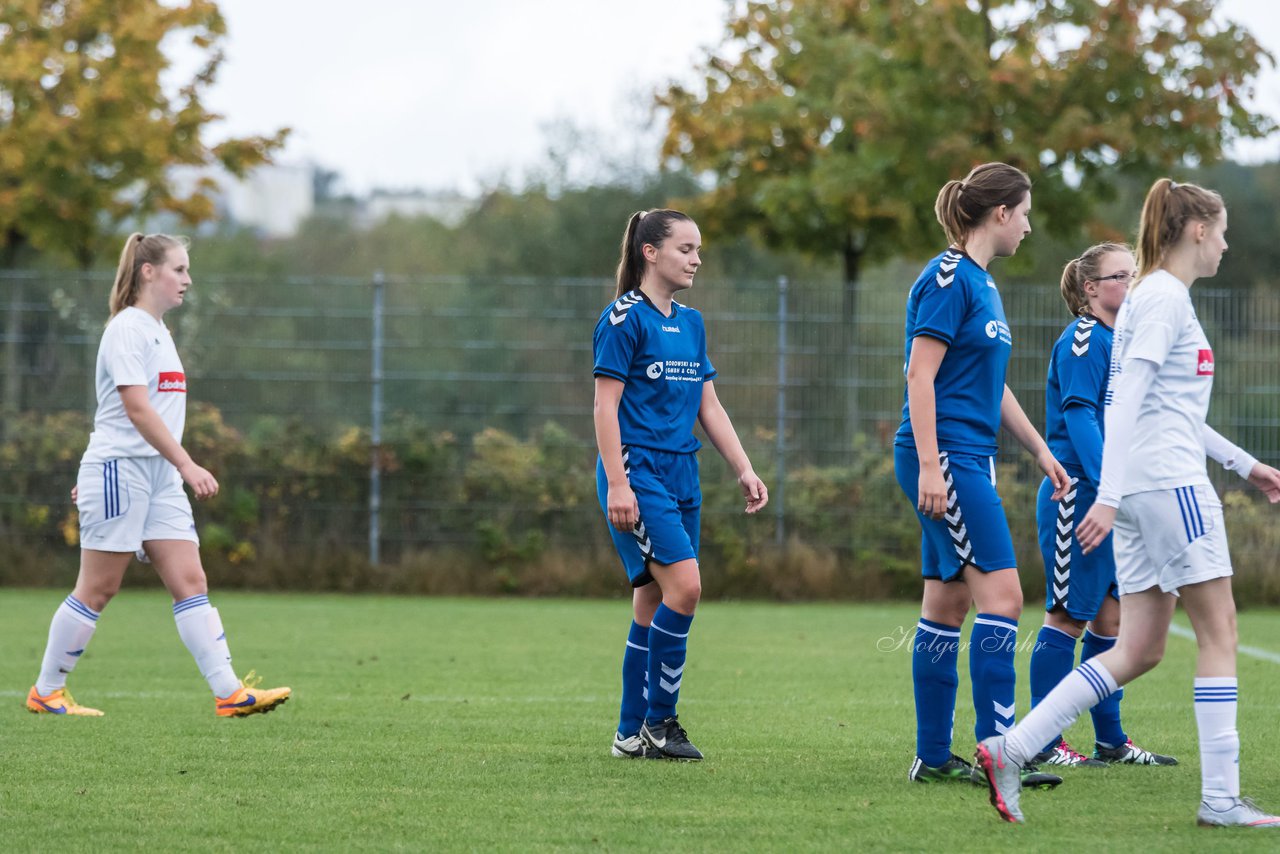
1195;677;1240;805
36;595;101;694
173;595;240;698
1004;660;1119;765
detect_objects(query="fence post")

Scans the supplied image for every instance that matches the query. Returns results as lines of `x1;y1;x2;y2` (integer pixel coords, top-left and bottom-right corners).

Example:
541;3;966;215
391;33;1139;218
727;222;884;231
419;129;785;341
775;275;788;548
369;270;385;566
2;280;21;440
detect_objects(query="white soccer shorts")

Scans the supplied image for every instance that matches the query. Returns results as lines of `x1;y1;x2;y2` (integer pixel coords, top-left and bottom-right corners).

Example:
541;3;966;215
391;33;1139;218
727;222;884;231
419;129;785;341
1112;484;1231;595
77;456;199;554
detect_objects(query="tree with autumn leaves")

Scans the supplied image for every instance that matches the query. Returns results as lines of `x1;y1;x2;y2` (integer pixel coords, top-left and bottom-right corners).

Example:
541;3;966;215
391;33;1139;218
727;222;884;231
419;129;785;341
660;0;1274;311
0;0;287;267
0;0;287;433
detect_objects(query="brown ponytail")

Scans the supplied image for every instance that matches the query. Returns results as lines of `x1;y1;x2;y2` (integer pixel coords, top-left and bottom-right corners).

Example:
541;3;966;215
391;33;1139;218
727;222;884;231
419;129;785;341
1135;178;1223;284
1060;242;1130;317
109;232;189;317
613;209;694;298
934;162;1031;248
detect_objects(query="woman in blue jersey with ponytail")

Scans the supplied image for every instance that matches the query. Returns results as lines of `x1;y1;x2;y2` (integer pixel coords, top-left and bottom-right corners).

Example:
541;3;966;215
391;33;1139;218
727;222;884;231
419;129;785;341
1025;243;1176;769
593;209;768;761
897;162;1069;788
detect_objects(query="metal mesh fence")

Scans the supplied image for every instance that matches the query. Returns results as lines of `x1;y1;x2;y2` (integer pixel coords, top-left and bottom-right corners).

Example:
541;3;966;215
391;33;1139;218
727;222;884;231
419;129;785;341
4;264;1279;566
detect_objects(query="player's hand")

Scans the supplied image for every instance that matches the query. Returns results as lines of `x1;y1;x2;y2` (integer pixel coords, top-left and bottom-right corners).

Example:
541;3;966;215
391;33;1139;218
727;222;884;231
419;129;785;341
179;461;219;501
606;481;640;533
917;465;948;520
1076;502;1117;554
1246;462;1280;503
738;470;768;514
1038;450;1070;502
70;485;79;504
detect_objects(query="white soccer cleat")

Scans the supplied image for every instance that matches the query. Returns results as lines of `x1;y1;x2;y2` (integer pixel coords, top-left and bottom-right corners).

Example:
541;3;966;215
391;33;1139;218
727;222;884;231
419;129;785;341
1197;797;1280;828
611;731;646;758
975;735;1024;823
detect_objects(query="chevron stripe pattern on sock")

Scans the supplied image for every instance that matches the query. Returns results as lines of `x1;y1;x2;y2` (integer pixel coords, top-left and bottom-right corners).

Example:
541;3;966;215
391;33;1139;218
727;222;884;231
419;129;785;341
1049;477;1078;610
938;453;973;564
659;662;684;694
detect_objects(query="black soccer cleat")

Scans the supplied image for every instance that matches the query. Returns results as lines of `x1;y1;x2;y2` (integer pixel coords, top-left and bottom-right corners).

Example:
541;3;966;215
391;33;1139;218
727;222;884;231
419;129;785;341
641;716;704;761
908;753;975;783
972;760;1064;790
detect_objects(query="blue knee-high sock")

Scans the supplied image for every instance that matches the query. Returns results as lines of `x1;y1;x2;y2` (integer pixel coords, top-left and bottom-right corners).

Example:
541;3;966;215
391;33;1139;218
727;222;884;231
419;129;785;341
617;621;649;737
1082;629;1126;748
646;604;693;724
970;613;1018;742
1029;625;1078;752
913;618;961;767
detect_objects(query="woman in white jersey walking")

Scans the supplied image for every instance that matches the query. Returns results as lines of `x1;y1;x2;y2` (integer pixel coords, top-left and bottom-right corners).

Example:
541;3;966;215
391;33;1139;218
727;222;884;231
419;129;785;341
26;233;290;718
976;179;1280;828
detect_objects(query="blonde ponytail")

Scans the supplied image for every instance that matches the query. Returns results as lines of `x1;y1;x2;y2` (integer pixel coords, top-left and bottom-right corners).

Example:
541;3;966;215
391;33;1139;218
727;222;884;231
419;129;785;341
1059;242;1130;317
109;232;189;317
1135;178;1223;286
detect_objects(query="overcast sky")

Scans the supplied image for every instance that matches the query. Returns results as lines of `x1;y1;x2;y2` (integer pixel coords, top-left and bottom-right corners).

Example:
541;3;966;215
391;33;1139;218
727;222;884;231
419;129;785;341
191;0;1280;195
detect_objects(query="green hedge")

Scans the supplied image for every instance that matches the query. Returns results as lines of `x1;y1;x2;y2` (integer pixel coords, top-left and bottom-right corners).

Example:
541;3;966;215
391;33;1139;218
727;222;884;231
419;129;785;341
4;406;1279;604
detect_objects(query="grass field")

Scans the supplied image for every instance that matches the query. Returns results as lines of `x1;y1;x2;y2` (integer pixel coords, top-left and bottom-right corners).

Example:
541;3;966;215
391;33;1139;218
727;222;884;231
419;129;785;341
3;590;1280;852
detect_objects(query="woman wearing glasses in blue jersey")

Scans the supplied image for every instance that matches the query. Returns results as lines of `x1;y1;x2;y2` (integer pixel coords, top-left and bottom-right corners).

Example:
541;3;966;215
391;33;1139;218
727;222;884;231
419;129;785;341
896;162;1070;788
1025;242;1176;770
593;209;768;761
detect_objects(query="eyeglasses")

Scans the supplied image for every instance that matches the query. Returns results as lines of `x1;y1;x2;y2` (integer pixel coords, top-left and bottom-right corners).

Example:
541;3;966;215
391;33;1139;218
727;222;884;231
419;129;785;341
1092;272;1135;284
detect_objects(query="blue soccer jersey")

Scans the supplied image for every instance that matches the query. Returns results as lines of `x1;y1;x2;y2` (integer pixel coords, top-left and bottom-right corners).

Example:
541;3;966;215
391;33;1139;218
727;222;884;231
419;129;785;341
593;290;716;454
895;249;1013;456
1044;316;1111;483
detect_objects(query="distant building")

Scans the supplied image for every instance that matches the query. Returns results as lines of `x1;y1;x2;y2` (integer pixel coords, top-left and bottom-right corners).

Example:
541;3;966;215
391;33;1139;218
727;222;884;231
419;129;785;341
222;162;316;238
362;189;474;228
165;164;474;237
164;162;316;239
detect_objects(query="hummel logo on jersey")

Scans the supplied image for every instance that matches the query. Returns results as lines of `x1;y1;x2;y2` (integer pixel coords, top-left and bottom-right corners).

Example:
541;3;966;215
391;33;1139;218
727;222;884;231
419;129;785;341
646;362;664;379
157;371;187;393
1197;349;1214;376
662;325;680;333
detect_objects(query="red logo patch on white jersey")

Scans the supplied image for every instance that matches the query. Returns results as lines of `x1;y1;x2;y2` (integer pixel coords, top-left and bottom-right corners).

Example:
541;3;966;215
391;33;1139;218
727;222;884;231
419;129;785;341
158;371;187;393
1196;349;1214;376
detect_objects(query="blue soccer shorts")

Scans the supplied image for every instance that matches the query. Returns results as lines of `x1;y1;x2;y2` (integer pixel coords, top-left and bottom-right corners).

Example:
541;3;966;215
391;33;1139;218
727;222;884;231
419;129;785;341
597;445;700;587
894;445;1016;582
1036;476;1118;621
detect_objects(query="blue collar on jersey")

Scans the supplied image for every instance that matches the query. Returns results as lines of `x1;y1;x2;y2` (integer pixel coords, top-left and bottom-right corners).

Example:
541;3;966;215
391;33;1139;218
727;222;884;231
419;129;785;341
635;289;680;320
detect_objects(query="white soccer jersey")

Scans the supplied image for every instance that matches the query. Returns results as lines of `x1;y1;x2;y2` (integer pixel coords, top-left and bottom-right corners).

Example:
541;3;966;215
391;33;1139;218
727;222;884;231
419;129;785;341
1105;270;1213;495
82;306;187;462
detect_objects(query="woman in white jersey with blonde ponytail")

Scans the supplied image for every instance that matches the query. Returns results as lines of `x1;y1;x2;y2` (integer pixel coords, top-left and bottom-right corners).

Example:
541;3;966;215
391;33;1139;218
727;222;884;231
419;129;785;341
25;233;290;719
976;179;1280;828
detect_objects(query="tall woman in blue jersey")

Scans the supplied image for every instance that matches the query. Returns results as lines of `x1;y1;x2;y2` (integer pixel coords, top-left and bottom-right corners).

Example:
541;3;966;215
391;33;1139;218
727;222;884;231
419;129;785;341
593;209;768;761
1026;243;1176;768
897;163;1069;784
